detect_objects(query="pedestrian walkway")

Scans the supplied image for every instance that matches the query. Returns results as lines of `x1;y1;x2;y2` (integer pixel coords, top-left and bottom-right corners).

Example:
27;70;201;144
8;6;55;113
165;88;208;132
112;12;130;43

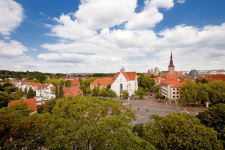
113;97;206;125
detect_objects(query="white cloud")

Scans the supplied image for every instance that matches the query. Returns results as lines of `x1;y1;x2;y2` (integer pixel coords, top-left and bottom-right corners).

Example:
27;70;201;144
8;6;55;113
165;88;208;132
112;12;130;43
48;15;96;40
31;48;37;51
0;40;28;56
176;0;185;4
125;6;163;30
75;0;137;29
148;0;174;10
39;12;45;16
41;23;225;72
0;0;24;35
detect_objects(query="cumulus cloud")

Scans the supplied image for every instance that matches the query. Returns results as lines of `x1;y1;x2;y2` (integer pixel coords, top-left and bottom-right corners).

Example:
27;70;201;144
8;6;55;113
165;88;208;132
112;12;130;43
176;0;185;4
0;40;28;56
75;0;137;29
49;15;97;40
42;23;225;72
125;6;163;30
148;0;174;10
0;0;24;36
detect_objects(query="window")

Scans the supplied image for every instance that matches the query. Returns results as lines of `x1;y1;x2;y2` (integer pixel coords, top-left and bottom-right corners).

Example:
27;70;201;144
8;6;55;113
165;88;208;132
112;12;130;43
177;88;179;90
173;96;175;98
173;92;175;94
177;92;179;94
173;88;175;90
177;96;179;98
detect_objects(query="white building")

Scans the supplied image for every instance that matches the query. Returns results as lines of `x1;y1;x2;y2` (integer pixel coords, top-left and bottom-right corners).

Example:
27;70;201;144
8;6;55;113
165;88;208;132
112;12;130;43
35;84;55;100
111;71;138;97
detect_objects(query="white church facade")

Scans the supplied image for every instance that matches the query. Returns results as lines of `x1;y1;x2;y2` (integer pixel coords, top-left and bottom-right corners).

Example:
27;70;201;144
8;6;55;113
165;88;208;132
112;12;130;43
111;70;138;97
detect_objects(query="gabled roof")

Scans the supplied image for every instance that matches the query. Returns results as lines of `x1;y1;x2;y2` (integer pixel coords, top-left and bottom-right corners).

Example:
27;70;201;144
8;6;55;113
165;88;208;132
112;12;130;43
63;87;83;97
91;77;114;85
161;80;184;88
153;78;165;83
71;78;80;85
8;98;37;111
114;72;136;81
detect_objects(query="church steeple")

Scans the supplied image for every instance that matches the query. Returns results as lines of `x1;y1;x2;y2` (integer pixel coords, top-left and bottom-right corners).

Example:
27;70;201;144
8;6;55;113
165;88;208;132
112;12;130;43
169;51;174;67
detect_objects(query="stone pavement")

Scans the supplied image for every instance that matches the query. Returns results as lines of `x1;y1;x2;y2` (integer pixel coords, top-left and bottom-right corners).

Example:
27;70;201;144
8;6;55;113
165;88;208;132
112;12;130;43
113;97;207;125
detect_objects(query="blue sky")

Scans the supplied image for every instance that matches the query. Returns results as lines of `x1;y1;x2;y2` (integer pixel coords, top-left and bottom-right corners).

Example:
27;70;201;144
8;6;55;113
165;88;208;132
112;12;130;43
0;0;225;73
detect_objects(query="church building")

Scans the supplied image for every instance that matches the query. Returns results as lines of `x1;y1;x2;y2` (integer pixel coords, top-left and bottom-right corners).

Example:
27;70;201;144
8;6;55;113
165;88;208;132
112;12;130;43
111;68;138;97
161;51;176;77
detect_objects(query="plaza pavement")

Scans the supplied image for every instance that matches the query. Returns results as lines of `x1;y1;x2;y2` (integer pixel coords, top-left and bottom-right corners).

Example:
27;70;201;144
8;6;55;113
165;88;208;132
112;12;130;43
113;97;207;125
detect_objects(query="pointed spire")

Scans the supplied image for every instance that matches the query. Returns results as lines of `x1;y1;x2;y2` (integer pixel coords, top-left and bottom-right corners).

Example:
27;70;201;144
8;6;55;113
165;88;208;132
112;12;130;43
170;51;172;59
169;51;174;67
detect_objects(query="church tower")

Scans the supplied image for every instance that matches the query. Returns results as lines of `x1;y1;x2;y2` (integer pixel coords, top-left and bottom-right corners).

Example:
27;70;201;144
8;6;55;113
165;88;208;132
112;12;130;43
168;51;175;73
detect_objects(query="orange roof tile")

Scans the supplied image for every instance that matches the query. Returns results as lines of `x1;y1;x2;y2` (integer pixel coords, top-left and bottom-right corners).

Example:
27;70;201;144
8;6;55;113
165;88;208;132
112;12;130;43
63;87;83;97
114;72;136;81
161;80;184;88
9;98;37;111
71;78;80;85
153;78;166;83
90;77;114;85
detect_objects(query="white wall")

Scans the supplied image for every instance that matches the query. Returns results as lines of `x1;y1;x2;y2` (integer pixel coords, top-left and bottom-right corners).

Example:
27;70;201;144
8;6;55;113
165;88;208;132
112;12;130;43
111;73;138;96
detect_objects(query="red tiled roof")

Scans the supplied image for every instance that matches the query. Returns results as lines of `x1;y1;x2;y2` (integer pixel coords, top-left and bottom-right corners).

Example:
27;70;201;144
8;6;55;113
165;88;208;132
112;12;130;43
209;74;225;82
153;78;166;83
9;98;37;111
165;73;182;78
28;82;40;86
90;77;114;85
50;86;55;92
63;87;83;97
35;84;50;90
114;72;136;81
161;80;184;88
71;78;80;85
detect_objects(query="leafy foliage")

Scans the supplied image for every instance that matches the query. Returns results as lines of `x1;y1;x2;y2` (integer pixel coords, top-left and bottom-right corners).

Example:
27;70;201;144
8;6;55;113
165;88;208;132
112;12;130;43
0;96;155;149
144;113;222;150
137;74;155;93
197;103;225;147
27;87;35;98
65;80;72;87
122;90;129;99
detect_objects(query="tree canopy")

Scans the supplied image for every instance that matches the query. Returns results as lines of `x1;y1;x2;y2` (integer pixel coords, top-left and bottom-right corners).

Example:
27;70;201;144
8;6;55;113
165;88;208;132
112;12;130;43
0;96;155;149
144;113;222;150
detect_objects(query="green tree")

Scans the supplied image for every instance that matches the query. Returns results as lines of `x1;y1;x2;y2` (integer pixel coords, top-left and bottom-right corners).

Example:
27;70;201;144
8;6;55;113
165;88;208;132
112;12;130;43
135;87;145;99
144;113;222;150
107;89;117;98
132;124;144;138
3;82;12;88
150;74;156;78
179;79;198;104
99;87;107;97
137;74;155;93
155;92;163;100
0;96;155;149
92;86;99;96
122;90;129;99
58;85;64;98
86;86;91;94
4;86;16;94
197;103;225;147
106;84;111;91
153;84;160;93
27;87;35;98
0;91;9;108
38;74;46;84
65;80;72;87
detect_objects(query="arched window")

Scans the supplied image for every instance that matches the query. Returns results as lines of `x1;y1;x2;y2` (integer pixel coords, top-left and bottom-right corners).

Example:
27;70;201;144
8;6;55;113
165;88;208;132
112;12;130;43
120;83;123;94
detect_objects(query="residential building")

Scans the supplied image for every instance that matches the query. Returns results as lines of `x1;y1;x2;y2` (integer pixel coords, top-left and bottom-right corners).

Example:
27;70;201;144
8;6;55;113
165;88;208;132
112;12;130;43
160;80;183;101
90;77;114;90
111;68;138;97
153;78;166;84
8;98;37;112
63;86;83;97
71;78;80;87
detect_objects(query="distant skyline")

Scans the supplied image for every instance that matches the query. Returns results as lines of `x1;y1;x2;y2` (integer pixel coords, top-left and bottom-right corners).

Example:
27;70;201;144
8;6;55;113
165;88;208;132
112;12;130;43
0;0;225;73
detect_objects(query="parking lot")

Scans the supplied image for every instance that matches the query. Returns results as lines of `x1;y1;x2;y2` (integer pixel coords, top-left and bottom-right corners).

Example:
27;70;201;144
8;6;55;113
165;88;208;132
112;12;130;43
114;96;207;125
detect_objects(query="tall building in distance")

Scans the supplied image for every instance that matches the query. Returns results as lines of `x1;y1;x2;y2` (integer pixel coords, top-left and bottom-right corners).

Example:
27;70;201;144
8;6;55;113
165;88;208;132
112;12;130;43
168;51;175;73
161;51;177;77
